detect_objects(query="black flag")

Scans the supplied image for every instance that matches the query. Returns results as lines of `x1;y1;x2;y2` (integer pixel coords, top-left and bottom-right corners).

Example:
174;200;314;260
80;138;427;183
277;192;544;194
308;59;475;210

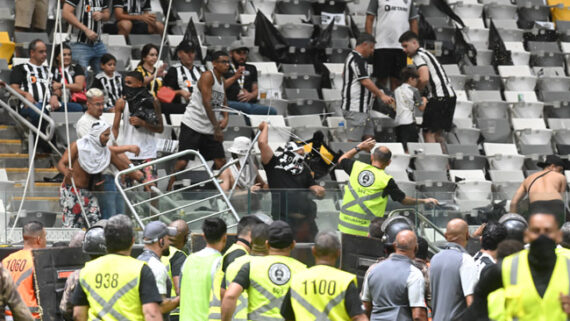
431;0;464;28
183;18;204;64
348;15;360;39
254;11;290;63
489;19;513;66
454;27;477;65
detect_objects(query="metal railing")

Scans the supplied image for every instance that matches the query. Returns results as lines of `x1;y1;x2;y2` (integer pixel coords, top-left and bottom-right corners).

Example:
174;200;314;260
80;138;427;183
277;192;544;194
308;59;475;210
386;208;447;254
115;149;240;229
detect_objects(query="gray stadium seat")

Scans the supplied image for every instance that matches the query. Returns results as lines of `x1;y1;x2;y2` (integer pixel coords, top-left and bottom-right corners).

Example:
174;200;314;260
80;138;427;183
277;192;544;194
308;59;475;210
446;144;488;170
477;118;512;143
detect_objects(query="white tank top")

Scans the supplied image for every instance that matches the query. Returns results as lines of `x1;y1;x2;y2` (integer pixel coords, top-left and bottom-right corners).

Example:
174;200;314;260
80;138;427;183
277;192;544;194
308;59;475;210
182;70;225;135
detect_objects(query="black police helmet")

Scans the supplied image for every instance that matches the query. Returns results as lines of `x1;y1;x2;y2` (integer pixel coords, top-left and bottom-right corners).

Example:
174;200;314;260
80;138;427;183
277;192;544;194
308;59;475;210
83;221;108;255
381;216;413;245
499;213;528;243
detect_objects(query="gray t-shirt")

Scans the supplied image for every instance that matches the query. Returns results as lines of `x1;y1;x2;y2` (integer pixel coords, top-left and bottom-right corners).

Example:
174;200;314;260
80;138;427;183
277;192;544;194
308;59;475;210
367;0;419;49
394;83;422;126
361;254;426;321
429;243;478;321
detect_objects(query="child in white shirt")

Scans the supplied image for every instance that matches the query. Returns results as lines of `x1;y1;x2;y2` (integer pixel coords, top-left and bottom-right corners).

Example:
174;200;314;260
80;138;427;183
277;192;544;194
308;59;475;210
394;66;427;150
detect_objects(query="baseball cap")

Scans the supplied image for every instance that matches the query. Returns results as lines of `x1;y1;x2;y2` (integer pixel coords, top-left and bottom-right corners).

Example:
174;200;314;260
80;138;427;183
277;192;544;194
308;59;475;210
176;40;196;53
537;155;566;169
268;220;294;249
229;39;250;52
143;221;177;244
356;33;376;45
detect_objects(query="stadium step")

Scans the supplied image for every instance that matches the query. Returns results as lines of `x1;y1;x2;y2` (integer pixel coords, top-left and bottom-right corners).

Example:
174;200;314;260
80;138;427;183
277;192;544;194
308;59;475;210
0;153;53;168
11;196;61;213
0;125;20;139
5;167;59;181
0;139;23;153
14;182;60;193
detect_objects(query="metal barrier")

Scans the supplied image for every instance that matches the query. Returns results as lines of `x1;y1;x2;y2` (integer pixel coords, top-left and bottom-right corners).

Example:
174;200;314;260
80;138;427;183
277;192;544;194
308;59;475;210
115;149;241;229
386;208;446;254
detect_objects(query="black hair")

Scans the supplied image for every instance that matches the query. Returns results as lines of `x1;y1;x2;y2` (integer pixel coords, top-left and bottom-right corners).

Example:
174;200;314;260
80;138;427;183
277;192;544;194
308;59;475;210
23;220;44;238
104;214;134;253
314;231;341;257
28;39;45;55
54;43;71;63
212;50;229;62
373;147;392;163
125;71;144;83
481;222;508;251
202;218;227;243
497;239;524;260
237;215;263;237
251;223;269;247
139;43;159;66
400;66;419;82
398;31;419;43
100;53;117;65
369;217;385;239
416;236;429;260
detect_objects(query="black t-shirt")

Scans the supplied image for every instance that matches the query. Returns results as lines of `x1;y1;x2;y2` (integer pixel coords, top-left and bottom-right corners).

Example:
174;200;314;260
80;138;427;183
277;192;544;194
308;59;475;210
170;250;186;277
223;64;258;103
280;281;364;319
339;159;406;203
221;248;247;273
71;264;163;306
52;64;85;87
264;155;317;218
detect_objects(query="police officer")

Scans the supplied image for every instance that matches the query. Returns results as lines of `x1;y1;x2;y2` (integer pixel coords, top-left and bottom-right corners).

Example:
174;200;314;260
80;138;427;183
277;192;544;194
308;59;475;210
209;215;263;320
179;218;227;321
281;231;368;321
221;221;306;321
337;139;438;236
221;223;270;321
60;220;108;321
466;212;570;321
161;220;189;321
2;220;46;320
71;214;163;321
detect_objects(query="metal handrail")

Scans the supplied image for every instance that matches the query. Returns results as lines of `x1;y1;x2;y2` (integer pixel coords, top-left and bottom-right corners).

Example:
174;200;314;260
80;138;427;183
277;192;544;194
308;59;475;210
387;208;447;254
0;86;56;142
115;149;240;228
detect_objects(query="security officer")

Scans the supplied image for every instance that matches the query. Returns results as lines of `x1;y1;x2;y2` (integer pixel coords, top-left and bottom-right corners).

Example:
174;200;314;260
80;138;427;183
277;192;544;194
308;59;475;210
466;212;570;321
71;214;163;321
209;215;263;320
280;231;368;321
221;220;306;321
222;223;270;321
161;220;189;321
60;220;108;321
337;139;438;236
179;218;227;321
2;220;46;320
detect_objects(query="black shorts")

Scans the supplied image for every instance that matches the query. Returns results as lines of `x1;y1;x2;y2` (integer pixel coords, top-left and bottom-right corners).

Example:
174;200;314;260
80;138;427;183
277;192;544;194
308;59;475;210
395;123;419;150
178;123;225;161
110;20;149;34
421;96;457;132
372;49;407;79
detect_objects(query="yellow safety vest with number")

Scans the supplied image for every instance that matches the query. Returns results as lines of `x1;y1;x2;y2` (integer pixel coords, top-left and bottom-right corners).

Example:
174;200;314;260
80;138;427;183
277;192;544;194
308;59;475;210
501;249;570;321
161;246;186;317
209;243;248;320
79;254;145;321
247;255;307;320
289;265;357;321
339;160;393;236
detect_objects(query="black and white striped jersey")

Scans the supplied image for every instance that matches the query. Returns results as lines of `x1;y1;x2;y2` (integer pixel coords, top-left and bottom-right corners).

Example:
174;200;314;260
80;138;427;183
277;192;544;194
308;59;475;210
65;0;110;44
341;50;373;113
10;62;52;103
411;48;455;98
92;71;123;111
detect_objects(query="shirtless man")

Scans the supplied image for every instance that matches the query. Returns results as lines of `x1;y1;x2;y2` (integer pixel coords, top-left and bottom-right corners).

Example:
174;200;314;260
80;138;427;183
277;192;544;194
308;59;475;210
510;155;567;220
57;122;142;228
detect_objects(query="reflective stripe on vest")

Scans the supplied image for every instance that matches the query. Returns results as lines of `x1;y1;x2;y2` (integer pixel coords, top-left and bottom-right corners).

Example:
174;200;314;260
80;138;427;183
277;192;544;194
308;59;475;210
502;250;570;321
290;289;346;321
80;277;138;321
209;244;247;320
225;254;252;321
248;280;285;320
339;161;392;236
161;246;186;316
2;249;40;318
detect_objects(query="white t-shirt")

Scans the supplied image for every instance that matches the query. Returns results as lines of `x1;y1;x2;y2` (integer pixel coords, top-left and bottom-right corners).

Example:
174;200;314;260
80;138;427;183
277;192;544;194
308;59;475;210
459;252;479;296
394;83;422;126
367;0;419;49
117;103;157;160
182;70;225;135
143;253;169;295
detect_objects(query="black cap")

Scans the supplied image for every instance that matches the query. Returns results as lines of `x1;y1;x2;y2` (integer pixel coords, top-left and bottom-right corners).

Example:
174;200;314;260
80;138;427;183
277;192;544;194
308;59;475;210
537;155;566;169
176;40;196;53
356;33;376;45
268;220;294;249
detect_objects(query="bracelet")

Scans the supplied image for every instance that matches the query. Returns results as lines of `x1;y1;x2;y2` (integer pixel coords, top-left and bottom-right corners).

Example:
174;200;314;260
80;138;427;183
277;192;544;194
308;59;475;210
354;146;361;153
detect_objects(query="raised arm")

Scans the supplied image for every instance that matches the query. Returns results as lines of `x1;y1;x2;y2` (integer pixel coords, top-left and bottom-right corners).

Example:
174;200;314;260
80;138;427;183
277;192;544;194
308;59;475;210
257;121;273;165
509;182;526;213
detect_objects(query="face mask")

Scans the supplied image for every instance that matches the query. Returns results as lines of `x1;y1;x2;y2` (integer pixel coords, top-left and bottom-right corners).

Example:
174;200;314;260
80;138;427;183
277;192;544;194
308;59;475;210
123;85;146;101
528;234;557;268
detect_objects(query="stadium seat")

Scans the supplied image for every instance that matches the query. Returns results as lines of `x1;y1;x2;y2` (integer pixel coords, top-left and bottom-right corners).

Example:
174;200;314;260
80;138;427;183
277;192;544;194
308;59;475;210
204;13;237;23
504;42;531;66
498;65;537;91
274;14;313;38
447;127;481;145
484;3;518;22
287;100;327;116
516;1;551;29
407;143;449;171
536;72;570;92
449;169;492;201
224;114;253;141
275;0;313;15
452;1;483;19
443;64;466;91
326;116;348;142
249;115;291;144
474;101;509;119
510;102;544;119
490;170;524;200
244;0;277;17
285;88;319;100
468;90;503;102
497;27;525;42
547;118;570;145
283;74;322;89
477;118;512;143
528;41;565;67
326;48;351;64
446;144;488;169
206;0;240;14
453;100;473;119
484;143;525;170
287;115;326;141
504;91;538;103
249;62;284;98
323;63;343;89
374;143;411;171
512;118;552;145
205;23;242;37
415;176;456;201
463;65;502;91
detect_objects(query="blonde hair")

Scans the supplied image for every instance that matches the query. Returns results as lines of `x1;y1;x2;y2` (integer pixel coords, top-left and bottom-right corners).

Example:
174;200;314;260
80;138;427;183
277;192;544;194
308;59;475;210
86;88;104;100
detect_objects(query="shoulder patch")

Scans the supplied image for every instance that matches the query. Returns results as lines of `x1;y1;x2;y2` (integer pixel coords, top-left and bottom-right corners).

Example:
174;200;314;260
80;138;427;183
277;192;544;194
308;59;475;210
268;263;291;285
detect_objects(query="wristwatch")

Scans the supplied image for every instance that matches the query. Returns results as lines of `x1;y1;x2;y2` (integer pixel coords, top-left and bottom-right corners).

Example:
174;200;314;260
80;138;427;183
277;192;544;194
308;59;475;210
354;146;361;153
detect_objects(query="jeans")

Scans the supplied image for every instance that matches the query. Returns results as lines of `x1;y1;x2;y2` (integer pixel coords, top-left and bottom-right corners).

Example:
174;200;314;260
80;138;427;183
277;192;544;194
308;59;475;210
228;100;277;115
19;102;84;126
70;41;107;74
98;174;125;219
